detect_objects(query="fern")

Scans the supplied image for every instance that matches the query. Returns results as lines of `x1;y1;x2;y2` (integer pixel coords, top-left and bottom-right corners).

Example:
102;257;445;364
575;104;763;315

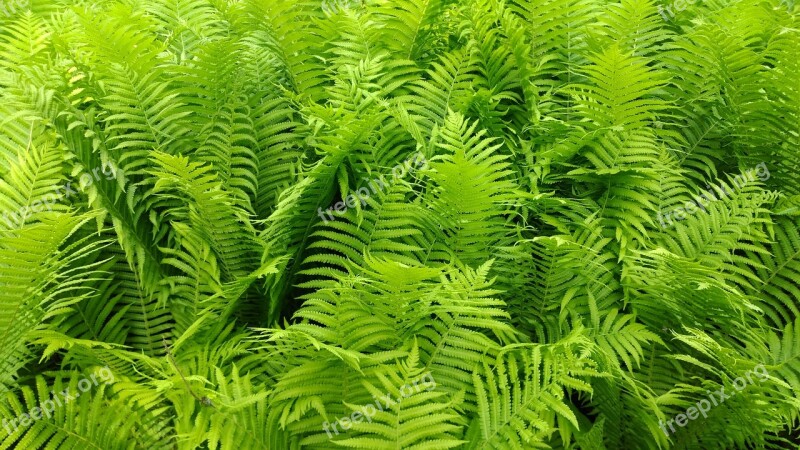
1;0;799;448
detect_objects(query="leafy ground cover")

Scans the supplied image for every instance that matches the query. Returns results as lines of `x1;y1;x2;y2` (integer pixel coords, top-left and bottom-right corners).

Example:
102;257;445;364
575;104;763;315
1;0;799;448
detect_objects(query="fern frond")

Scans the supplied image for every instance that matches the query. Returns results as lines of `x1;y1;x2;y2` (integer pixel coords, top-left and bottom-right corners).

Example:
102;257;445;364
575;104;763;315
464;330;597;449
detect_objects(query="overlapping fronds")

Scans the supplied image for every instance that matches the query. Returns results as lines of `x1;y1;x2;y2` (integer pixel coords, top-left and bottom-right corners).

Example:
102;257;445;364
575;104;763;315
1;0;798;448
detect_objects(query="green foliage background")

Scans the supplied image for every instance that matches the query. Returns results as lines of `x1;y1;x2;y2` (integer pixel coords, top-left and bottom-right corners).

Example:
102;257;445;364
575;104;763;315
1;0;799;448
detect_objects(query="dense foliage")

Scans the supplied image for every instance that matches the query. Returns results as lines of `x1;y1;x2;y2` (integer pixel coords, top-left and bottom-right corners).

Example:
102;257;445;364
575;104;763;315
1;0;799;448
